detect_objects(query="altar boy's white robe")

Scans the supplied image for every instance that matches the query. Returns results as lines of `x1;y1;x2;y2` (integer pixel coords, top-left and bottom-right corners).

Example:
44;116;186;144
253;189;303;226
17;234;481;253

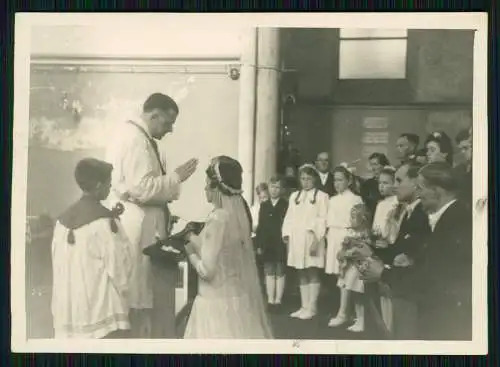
51;197;132;339
105;119;181;310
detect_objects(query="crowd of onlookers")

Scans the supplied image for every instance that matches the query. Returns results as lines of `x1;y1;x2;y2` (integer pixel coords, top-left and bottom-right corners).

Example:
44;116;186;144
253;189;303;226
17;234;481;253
25;120;475;341
251;128;473;340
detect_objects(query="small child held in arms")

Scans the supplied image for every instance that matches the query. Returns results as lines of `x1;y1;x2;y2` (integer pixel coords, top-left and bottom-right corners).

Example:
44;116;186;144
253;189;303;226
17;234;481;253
51;158;132;339
329;203;374;333
256;176;289;308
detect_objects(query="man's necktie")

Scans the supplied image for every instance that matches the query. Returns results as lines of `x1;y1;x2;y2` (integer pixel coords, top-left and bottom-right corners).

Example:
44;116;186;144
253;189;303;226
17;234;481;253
393;202;406;221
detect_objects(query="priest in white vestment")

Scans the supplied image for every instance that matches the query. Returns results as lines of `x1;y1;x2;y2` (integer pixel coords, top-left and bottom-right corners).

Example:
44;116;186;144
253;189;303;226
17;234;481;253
105;93;198;337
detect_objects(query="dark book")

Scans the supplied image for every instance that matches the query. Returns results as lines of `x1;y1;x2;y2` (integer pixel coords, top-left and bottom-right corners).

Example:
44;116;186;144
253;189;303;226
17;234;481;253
169;221;205;243
142;221;205;268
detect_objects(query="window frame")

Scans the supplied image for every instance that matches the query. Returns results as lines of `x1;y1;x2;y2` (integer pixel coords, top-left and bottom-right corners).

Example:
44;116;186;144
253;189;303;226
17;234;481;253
338;29;409;80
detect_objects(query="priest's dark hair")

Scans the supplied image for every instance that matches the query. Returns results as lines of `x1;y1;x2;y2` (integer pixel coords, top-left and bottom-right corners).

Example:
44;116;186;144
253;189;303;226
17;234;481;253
143;93;179;114
74;158;113;193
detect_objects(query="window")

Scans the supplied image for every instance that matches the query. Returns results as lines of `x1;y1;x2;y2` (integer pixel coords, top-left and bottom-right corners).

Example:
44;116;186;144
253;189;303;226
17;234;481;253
339;29;408;80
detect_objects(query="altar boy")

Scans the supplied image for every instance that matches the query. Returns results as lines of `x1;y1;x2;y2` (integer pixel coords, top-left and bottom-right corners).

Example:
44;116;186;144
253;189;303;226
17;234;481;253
51;158;132;339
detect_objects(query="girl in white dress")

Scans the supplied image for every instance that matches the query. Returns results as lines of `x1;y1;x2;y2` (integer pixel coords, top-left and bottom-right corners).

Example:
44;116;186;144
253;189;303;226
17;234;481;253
325;165;363;276
325;165;363;329
51;158;132;339
282;164;329;320
330;203;373;332
183;156;273;338
371;166;399;333
372;166;399;244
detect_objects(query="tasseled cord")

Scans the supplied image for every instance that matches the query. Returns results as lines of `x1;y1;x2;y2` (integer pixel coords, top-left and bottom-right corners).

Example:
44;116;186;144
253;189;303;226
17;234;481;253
67;230;75;245
109;202;125;233
66;203;125;245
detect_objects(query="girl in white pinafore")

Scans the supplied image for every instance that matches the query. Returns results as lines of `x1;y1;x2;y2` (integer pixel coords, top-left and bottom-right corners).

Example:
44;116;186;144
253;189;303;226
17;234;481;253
325;165;363;276
371;165;400;334
282;164;329;320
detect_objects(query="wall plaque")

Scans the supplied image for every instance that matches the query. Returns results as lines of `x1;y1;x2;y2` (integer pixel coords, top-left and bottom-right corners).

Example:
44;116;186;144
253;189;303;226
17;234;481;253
363;117;389;129
362;131;389;144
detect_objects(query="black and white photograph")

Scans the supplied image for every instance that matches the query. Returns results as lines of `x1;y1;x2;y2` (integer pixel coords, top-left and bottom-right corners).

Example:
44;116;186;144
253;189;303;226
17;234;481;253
11;13;488;354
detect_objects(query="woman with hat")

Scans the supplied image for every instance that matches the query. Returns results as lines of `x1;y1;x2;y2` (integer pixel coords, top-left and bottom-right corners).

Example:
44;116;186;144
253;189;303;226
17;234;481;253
182;156;273;339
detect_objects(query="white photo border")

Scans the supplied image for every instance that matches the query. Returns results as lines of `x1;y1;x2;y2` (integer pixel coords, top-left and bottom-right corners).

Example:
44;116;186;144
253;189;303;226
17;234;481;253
11;12;489;355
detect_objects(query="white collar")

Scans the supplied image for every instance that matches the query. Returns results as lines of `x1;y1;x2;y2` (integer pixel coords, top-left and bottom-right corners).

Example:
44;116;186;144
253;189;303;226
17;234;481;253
383;195;398;205
405;199;421;218
337;189;352;196
318;171;329;184
132;118;153;139
270;198;280;206
428;199;457;231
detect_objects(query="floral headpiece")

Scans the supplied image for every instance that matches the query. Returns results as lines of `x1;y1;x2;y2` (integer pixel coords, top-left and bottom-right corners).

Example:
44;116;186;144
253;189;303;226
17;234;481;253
207;156;243;196
338;162;355;173
299;163;318;173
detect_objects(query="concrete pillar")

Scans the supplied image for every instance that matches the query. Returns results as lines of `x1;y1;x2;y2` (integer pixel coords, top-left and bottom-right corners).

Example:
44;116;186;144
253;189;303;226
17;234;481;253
254;28;281;191
238;28;258;204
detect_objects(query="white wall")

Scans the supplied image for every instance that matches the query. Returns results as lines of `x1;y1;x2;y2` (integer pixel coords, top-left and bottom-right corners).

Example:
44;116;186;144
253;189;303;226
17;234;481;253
27;24;244;224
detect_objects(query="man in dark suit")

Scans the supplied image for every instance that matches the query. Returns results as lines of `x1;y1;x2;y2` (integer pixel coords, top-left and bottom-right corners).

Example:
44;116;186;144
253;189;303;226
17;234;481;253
374;161;431;340
415;161;472;340
396;133;420;167
314;152;336;197
361;162;472;341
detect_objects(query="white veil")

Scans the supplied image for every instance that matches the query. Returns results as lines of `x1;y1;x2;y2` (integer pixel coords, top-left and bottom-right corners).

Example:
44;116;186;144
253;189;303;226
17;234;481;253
217;193;274;338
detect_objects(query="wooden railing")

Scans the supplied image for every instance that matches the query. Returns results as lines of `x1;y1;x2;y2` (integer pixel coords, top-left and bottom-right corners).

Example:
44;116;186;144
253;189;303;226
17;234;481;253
174;261;198;337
